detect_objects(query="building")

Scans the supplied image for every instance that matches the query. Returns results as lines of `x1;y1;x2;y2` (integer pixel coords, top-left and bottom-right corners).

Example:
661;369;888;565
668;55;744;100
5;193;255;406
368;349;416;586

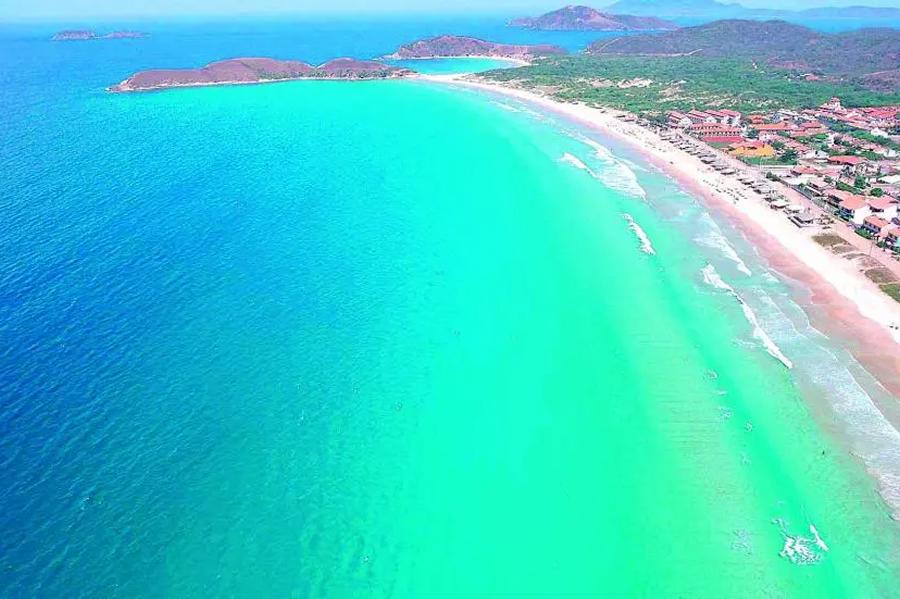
701;135;745;144
862;215;889;236
689;123;742;138
867;195;899;221
828;155;872;176
838;196;871;224
882;226;900;249
685;110;718;124
667;111;692;128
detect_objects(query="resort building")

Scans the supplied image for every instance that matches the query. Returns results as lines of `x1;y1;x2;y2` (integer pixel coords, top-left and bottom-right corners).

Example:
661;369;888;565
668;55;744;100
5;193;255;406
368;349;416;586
838;196;871;224
882;226;900;249
667;111;692;128
862;215;889;237
828;155;873;176
688;123;743;138
867;195;899;221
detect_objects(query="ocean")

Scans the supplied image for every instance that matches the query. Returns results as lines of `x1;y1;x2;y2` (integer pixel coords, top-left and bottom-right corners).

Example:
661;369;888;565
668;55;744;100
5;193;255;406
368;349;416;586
1;15;899;597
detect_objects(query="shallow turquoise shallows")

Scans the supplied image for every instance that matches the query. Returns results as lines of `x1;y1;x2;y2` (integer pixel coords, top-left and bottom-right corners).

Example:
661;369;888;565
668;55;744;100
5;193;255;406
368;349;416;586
1;34;899;596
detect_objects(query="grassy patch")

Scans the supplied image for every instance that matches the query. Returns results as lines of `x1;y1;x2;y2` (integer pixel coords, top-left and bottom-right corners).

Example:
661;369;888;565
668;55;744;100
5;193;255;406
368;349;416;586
812;233;849;248
880;283;900;303
865;267;899;285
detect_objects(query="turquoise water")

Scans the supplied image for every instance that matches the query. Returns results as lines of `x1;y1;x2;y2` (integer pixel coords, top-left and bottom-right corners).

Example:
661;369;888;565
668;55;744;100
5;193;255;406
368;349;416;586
2;18;900;598
387;57;520;74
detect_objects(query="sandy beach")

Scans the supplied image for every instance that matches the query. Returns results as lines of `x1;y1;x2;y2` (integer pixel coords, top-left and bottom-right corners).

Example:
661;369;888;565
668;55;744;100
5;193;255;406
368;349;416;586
421;73;900;396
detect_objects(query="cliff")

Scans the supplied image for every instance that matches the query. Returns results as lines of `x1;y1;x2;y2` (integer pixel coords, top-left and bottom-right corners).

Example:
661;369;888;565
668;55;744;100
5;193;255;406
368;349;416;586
509;6;679;31
110;57;413;92
389;35;566;61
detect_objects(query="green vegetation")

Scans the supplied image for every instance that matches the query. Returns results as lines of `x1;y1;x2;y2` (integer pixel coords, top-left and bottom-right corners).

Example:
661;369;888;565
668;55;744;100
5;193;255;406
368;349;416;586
837;181;863;194
481;55;900;115
829;122;900;153
588;20;900;92
880;283;900;303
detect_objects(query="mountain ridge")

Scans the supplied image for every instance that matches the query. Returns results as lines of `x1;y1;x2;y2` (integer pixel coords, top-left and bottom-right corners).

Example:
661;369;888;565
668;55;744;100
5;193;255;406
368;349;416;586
509;6;679;31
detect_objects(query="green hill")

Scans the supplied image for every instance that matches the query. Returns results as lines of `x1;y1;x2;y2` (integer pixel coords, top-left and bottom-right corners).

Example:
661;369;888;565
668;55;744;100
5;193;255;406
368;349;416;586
588;20;900;90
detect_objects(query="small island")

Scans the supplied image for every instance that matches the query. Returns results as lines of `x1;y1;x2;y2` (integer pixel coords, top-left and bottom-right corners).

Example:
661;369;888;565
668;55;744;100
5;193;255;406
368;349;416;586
52;30;148;41
509;6;679;31
387;35;566;62
109;57;414;92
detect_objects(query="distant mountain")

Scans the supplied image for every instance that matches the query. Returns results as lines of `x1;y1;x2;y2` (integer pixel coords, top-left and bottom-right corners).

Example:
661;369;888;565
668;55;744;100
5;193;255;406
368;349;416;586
509;6;679;31
603;0;900;21
588;19;900;89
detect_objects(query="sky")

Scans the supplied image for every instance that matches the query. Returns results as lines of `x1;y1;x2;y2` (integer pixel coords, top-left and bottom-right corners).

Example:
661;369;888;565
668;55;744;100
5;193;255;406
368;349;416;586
0;0;897;21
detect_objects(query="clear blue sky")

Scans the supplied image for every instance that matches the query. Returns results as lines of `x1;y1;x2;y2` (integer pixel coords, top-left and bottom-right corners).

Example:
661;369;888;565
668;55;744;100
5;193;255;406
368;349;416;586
1;0;896;21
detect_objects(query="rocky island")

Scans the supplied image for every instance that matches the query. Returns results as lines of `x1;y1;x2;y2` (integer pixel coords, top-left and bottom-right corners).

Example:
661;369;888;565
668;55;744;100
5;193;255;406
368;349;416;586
388;35;566;62
52;30;148;41
509;6;679;31
109;57;414;92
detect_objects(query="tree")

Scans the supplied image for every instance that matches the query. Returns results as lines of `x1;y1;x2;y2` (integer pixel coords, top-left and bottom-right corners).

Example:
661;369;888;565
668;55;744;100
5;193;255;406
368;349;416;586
780;149;798;163
854;175;868;189
871;187;885;197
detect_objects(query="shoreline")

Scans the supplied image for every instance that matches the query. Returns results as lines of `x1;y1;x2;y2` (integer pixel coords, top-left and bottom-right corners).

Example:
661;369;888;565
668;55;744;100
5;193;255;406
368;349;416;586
384;54;531;67
418;74;900;398
107;73;411;93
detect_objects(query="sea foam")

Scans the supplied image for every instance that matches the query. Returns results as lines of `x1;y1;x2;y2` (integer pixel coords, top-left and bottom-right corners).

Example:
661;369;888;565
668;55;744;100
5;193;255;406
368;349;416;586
564;134;647;199
701;264;793;369
623;213;656;255
774;519;828;565
695;213;752;276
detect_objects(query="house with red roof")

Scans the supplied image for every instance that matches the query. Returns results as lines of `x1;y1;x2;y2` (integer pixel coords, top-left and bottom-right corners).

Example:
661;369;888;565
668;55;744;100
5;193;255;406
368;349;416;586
828;155;873;176
838;196;871;224
667;111;692;128
688;123;742;138
867;195;899;221
824;188;860;209
882;226;900;249
862;215;889;237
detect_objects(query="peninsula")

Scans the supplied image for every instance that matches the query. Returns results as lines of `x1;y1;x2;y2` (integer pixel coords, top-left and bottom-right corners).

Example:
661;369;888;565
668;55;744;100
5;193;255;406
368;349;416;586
52;30;147;41
509;5;679;31
110;57;413;92
388;35;566;62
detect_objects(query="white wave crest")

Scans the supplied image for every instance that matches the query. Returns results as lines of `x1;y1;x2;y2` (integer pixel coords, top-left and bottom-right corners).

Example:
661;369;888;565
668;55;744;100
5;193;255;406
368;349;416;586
623;213;656;255
491;101;519;112
774;519;828;565
695;213;752;275
560;152;592;173
701;264;793;369
566;134;647;199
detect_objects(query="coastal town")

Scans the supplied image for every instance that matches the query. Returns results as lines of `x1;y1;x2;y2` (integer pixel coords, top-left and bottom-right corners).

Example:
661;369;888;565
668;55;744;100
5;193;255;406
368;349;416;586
655;98;900;302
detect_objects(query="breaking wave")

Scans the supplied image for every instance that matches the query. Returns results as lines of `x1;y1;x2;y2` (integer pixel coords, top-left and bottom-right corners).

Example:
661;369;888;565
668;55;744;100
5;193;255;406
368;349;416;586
701;264;793;369
623;213;655;255
774;519;829;566
564;134;647;199
695;213;752;276
560;152;594;175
